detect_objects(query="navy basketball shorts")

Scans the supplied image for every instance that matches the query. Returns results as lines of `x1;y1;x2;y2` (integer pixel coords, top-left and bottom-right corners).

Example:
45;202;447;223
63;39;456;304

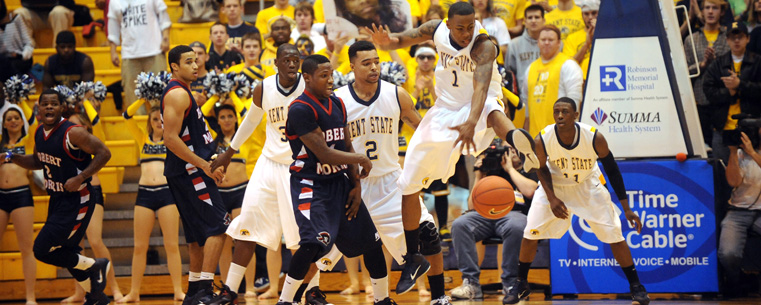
33;185;96;265
0;186;34;213
135;184;175;211
167;172;230;246
219;181;247;213
290;175;382;258
91;185;104;207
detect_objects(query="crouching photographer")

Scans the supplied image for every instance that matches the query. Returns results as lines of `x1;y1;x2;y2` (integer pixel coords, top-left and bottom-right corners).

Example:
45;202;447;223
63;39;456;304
720;116;761;298
449;139;538;300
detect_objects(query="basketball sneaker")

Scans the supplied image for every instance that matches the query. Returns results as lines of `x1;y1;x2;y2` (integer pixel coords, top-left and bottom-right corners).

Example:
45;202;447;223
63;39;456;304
506;129;538;172
205;282;238;305
83;292;110;305
430;295;452;305
305;286;333;305
502;278;529;304
396;253;431;294
254;277;270;292
374;297;398;305
87;258;111;296
439;226;452;242
630;283;650;305
450;278;483;299
190;287;215;305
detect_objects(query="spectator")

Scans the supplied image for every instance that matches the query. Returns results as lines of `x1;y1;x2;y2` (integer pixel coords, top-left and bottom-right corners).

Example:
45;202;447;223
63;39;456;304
255;0;295;36
108;0;171;111
450;139;536;300
686;0;731;148
562;0;598;79
223;0;260;53
721;127;761;298
12;0;73;45
492;0;528;37
291;1;326;53
227;32;275;84
544;0;584;41
43;30;94;88
506;4;545;104
523;25;582;137
261;17;294;69
189;41;210;106
0;1;34;82
747;0;761;54
704;22;761;164
471;0;510;66
208;22;245;72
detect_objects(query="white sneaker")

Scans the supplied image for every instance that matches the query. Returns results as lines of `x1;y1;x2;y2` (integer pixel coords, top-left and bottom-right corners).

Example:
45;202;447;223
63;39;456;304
507;129;539;172
450;278;483;299
430;295;452;305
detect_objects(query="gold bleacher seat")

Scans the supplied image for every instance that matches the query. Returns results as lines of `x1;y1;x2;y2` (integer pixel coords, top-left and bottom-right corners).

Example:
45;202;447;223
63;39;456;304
0;223;43;252
105;140;138;167
33;47;120;71
98;167;125;194
0;252;57;280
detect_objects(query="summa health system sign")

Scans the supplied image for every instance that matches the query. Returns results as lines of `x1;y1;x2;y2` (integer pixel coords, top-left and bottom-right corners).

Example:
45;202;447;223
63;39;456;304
550;160;718;293
581;37;688;158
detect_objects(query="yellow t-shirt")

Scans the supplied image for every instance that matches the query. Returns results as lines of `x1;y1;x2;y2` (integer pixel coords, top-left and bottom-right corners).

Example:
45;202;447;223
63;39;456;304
255;5;295;36
409;0;421;18
725;61;742;130
493;0;528;29
314;0;325;23
527;53;572;137
545;4;585;41
226;63;276;83
704;29;719;48
562;29;589;79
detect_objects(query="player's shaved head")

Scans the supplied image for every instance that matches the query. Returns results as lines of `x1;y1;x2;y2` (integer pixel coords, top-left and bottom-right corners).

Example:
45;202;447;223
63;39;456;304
302;54;331;75
448;2;475;18
277;43;299;58
554;97;577;112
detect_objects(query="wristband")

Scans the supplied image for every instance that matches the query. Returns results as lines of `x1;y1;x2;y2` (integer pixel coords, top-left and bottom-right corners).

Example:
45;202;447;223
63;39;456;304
4;151;13;162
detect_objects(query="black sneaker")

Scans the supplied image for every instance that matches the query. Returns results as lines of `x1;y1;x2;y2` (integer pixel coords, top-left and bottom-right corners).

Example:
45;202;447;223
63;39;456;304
83;292;110;305
439;226;452;242
305;286;333;305
506;129;538;172
630;283;650;305
375;297;398;305
502;278;529;304
205;282;238;305
275;302;296;305
395;253;431;295
87;258;111;296
192;288;216;305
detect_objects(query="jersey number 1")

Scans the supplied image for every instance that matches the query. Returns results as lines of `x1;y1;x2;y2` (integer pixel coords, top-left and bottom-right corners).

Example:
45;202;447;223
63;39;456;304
451;70;459;87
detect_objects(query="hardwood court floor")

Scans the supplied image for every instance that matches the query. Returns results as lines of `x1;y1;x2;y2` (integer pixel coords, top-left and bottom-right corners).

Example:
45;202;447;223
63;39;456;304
13;292;761;305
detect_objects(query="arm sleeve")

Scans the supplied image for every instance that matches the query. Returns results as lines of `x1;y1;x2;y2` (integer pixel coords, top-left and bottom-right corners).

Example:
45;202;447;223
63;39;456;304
289;104;319;136
600;152;627;201
559;60;584;104
230;104;265;151
83;100;100;125
229;91;249;119
202;95;219;117
107;1;121;45
123;99;147;143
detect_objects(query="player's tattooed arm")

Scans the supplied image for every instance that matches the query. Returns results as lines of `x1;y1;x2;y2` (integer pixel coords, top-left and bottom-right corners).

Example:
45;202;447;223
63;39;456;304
64;126;112;192
534;133;569;219
369;20;440;50
398;87;422;129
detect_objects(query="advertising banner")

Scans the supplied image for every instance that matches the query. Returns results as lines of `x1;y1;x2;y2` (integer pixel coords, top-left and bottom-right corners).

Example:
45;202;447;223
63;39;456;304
550;160;718;294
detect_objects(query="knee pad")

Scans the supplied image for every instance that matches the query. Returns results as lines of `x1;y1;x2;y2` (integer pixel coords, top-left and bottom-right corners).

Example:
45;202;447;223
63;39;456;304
419;221;442;256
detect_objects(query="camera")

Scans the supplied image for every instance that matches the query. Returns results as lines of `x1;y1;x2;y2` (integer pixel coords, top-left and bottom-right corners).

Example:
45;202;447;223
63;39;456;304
480;140;509;174
724;113;761;148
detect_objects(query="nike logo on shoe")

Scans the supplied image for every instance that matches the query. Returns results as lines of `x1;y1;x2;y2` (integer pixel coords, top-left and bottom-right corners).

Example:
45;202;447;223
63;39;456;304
410;265;421;280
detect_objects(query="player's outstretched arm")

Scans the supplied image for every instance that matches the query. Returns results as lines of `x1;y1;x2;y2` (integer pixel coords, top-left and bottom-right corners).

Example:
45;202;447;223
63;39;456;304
594;132;642;233
64;126;112;192
163;89;221;181
368;20;440;51
211;83;265;173
8;146;43;170
398;87;422;130
534;134;568;219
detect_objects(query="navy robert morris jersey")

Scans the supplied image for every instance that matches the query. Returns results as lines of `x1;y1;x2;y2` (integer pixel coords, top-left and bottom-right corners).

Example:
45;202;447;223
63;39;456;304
34;119;92;196
286;90;349;180
161;79;215;177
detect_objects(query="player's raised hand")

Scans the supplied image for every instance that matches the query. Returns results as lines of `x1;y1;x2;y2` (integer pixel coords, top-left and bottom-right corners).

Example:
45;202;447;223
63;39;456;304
368;24;398;50
624;210;643;234
346;186;362;220
450;120;477;155
549;197;569;219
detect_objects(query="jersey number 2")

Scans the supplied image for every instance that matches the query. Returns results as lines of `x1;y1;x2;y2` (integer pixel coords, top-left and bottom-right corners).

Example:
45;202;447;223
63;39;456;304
365;141;378;160
451;70;459;87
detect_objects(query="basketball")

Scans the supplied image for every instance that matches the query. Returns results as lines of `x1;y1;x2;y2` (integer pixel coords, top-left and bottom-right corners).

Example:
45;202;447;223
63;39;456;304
471;176;516;219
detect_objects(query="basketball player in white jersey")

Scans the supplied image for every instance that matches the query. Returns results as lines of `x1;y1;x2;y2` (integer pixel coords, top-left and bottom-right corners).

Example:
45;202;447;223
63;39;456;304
321;41;450;305
504;97;650;305
369;2;539;292
210;44;327;305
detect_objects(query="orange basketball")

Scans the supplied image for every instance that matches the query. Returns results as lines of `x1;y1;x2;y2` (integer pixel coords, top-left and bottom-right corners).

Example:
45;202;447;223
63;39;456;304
472;176;515;219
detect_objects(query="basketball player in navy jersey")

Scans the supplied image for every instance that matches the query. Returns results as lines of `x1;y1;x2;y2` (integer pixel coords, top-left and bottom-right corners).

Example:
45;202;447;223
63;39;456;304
276;54;395;305
8;89;112;305
369;2;539;292
161;45;229;305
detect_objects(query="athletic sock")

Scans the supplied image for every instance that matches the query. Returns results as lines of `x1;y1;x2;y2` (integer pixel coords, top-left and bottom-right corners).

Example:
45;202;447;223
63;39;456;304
226;262;247;292
621;264;641;285
405;229;421;256
279;275;304;303
188;272;201;296
518;261;532;281
199;272;214;291
370;276;389;302
74;255;95;270
428;273;445;300
434;196;448;227
293;283;309;303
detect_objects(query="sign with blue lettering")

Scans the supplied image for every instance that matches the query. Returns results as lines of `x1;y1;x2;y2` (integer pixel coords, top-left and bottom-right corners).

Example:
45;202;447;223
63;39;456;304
549;159;717;294
600;65;626;92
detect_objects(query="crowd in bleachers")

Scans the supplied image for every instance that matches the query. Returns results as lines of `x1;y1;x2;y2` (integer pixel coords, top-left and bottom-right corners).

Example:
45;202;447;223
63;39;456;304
1;0;760;304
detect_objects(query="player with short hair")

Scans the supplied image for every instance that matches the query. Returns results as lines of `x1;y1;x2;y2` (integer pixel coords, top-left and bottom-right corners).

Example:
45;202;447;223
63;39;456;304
8;89;112;305
369;2;539;293
161;45;229;305
276;54;394;305
504;97;650;305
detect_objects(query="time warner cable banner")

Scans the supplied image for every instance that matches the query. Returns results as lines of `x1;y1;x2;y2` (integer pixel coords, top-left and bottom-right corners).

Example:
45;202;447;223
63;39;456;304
549;160;717;294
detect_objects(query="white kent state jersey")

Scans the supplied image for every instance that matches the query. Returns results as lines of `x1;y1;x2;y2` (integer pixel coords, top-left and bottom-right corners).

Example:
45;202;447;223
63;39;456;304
432;19;503;109
337;81;400;178
261;73;305;165
540;122;602;186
